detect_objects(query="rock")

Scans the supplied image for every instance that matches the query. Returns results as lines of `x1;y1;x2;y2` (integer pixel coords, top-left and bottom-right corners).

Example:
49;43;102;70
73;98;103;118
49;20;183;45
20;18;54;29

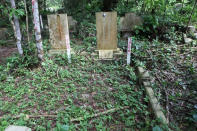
138;67;150;80
5;125;31;131
80;51;88;55
122;32;132;39
174;3;183;11
119;13;142;31
67;16;77;32
0;28;8;40
184;37;193;44
194;33;197;39
188;26;196;34
82;94;90;99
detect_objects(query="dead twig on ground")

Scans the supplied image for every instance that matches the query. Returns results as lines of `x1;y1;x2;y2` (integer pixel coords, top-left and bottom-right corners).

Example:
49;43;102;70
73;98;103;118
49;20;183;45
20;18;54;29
0;106;130;122
71;106;129;122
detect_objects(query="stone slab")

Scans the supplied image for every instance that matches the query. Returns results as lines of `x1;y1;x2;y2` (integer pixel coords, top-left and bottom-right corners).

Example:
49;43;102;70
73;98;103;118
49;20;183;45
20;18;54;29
96;12;117;50
48;48;74;55
67;16;77;32
137;67;150;80
137;66;168;125
5;125;31;131
143;82;168;124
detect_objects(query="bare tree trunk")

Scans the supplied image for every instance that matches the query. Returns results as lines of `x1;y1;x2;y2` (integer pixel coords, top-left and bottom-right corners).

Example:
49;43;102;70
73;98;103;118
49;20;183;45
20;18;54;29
10;19;16;38
10;0;23;55
24;0;30;42
32;0;44;60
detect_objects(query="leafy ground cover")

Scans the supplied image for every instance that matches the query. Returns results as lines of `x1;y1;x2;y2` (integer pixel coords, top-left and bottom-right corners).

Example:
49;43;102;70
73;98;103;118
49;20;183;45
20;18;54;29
0;39;166;130
131;34;197;130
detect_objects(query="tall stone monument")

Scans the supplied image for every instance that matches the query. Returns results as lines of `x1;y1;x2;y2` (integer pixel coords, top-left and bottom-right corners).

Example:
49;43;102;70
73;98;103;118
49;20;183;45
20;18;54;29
47;14;70;54
96;12;117;51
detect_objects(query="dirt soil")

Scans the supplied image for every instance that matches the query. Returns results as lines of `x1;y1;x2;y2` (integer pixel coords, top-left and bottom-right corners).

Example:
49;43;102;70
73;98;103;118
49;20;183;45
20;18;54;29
0;46;17;64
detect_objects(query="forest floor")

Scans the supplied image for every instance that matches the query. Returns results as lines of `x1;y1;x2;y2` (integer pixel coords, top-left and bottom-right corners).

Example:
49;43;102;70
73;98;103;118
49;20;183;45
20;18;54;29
0;39;163;131
0;32;197;130
131;38;197;130
0;46;17;64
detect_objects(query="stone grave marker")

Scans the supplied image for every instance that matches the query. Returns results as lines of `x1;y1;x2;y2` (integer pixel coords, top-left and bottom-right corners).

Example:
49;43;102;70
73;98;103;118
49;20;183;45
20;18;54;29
119;13;142;32
67;16;77;32
96;12;117;51
47;14;70;54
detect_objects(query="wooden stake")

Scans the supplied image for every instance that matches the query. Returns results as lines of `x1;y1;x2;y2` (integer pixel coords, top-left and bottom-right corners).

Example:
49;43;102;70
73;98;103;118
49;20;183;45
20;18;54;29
127;37;132;65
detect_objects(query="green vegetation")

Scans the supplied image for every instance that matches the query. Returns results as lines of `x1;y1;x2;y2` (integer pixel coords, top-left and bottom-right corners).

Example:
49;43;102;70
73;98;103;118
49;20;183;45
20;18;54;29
0;45;162;130
0;0;197;130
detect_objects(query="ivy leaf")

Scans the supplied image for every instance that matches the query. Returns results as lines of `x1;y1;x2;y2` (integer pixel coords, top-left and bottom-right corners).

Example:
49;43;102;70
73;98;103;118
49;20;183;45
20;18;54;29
193;113;197;122
153;125;163;131
61;125;69;131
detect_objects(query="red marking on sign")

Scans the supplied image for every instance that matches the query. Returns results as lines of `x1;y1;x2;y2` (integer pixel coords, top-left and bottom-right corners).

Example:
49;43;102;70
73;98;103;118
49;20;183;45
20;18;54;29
127;38;132;53
32;0;35;5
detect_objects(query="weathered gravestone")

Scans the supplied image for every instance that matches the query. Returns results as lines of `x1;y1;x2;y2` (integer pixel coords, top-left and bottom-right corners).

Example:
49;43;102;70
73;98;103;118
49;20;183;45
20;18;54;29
67;16;77;32
96;12;117;51
47;14;70;54
119;13;142;32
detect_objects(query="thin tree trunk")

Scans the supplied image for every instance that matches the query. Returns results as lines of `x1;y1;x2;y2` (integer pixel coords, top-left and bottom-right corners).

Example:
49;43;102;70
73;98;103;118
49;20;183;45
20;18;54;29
186;0;197;33
10;19;16;38
10;0;23;55
24;0;30;42
32;0;44;60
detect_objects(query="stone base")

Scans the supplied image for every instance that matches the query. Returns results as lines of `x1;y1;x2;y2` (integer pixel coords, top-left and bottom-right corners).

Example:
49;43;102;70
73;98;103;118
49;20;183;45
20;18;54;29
99;50;113;59
48;48;74;55
94;48;123;60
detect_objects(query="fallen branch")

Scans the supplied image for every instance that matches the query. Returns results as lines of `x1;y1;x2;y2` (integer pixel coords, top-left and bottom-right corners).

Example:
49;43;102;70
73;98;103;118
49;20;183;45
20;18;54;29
71;106;129;122
0;114;57;120
0;106;130;122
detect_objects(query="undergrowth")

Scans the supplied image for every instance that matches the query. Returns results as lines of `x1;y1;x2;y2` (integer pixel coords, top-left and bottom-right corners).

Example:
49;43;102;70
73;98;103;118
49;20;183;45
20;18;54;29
0;52;165;130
